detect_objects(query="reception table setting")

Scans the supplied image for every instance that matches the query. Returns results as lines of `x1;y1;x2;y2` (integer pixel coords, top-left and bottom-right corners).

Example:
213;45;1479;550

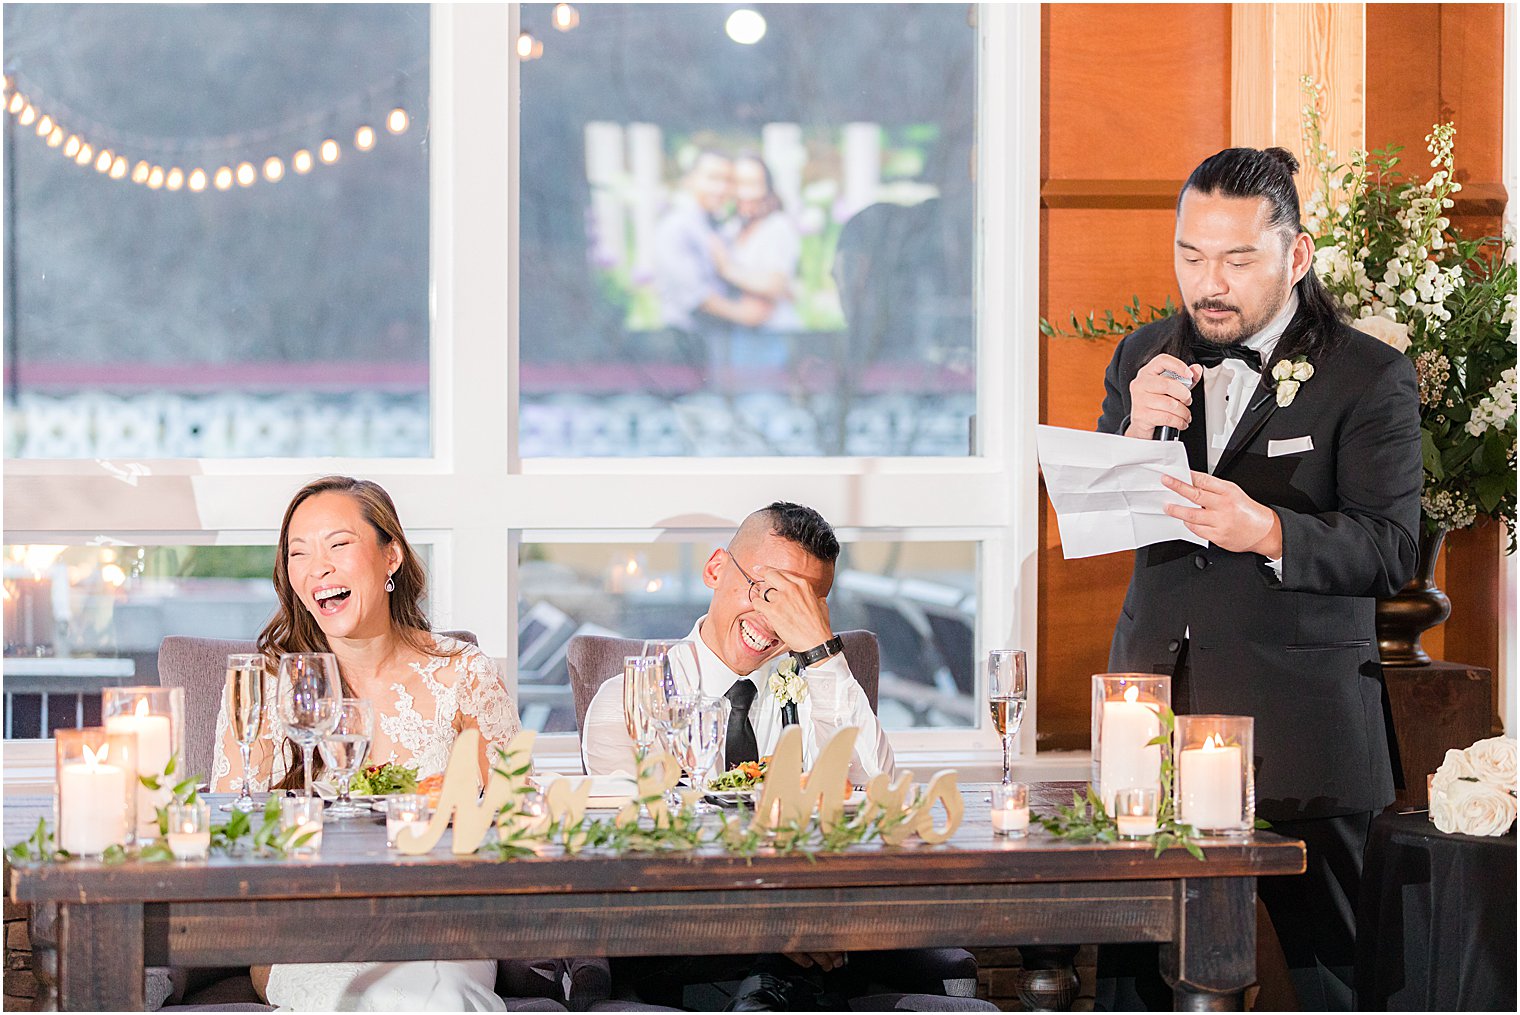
5;661;1313;1012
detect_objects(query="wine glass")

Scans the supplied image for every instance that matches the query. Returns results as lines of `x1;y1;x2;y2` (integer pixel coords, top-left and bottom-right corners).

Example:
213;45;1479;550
318;698;375;818
622;655;660;759
678;695;730;814
988;649;1028;787
277;653;341;798
647;694;696;808
640;639;700;702
225;653;266;813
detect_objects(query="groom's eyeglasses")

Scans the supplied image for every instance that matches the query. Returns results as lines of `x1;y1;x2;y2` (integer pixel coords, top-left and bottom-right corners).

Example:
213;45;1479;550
724;547;763;599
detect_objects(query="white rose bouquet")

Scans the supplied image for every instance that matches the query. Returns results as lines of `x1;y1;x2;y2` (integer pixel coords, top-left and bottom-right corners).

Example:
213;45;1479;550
1429;735;1517;836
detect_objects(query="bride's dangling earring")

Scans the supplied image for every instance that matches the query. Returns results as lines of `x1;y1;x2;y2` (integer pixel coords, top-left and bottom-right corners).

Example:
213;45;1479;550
385;574;395;593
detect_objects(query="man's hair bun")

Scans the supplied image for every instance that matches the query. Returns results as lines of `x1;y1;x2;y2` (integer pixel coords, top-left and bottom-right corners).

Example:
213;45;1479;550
1263;147;1301;176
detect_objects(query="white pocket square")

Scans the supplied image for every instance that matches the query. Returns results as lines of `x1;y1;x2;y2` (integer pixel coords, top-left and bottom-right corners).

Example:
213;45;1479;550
1268;436;1314;457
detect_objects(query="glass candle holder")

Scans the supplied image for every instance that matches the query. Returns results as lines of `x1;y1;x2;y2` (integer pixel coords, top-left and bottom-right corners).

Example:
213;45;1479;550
1174;715;1254;835
1114;787;1159;839
386;794;430;848
167;799;212;859
55;727;136;856
990;783;1030;838
102;686;185;839
1091;674;1170;814
280;796;325;854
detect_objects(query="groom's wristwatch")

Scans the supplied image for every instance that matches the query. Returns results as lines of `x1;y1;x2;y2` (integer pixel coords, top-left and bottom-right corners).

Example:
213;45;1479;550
792;635;845;669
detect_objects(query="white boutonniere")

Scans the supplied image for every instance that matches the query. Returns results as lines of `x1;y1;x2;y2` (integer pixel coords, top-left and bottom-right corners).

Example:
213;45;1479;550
1269;356;1315;407
769;656;808;707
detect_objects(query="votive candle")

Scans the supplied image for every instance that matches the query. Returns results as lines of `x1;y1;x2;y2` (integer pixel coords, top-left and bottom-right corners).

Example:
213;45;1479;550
991;783;1029;837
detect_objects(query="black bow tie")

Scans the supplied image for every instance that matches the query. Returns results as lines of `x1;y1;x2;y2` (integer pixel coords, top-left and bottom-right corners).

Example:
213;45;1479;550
1190;340;1262;372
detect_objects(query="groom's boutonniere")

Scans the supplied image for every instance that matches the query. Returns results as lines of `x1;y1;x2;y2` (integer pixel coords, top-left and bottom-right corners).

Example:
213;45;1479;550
769;656;808;708
1269;356;1315;407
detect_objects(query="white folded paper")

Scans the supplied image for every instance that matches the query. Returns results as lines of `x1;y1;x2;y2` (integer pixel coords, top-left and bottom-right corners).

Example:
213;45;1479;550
1036;424;1205;559
556;772;639;806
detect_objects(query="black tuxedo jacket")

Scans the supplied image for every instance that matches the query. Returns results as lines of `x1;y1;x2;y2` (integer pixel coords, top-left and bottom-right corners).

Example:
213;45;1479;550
1096;310;1421;819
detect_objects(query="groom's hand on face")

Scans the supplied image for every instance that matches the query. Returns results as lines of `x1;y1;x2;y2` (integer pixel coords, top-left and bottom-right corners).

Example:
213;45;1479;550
748;566;833;652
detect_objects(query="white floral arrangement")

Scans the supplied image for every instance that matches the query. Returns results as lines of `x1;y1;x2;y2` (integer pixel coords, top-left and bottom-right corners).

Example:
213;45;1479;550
1429;735;1517;837
769;657;809;707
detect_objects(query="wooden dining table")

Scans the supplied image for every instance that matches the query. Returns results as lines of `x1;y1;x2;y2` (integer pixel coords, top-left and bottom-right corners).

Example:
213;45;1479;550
7;783;1304;1011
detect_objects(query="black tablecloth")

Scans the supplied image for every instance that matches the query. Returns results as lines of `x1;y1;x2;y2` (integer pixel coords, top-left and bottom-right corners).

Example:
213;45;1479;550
1355;809;1517;1011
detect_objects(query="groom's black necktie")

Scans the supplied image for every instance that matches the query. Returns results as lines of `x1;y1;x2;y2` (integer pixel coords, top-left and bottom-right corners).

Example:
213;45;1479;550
1190;339;1262;372
724;678;760;769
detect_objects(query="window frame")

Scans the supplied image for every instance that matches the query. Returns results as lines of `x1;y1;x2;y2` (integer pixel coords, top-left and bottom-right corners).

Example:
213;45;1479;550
1;3;1047;785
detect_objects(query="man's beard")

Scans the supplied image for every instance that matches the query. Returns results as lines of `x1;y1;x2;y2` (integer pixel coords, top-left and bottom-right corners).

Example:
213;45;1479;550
1187;277;1293;345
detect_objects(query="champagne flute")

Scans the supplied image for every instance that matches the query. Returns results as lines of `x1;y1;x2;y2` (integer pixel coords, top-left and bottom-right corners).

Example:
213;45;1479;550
988;649;1028;787
622;655;660;759
318;698;375;818
679;695;730;814
277;653;341;798
225;653;266;813
648;694;696;809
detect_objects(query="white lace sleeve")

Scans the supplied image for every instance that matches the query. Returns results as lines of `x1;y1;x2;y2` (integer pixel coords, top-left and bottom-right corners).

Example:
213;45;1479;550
455;647;522;762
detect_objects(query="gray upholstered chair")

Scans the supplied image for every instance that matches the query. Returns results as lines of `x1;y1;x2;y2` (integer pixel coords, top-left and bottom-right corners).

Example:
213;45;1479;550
566;629;880;736
156;631;478;784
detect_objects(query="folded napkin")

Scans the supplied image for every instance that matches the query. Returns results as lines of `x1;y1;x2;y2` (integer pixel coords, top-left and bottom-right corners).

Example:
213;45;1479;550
554;772;638;807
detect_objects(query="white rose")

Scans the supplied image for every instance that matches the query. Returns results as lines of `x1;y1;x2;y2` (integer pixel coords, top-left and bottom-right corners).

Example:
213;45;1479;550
1435;746;1478;781
1352;315;1413;353
1464;736;1518;791
1274;380;1300;407
1436;778;1518;836
1290;361;1315;382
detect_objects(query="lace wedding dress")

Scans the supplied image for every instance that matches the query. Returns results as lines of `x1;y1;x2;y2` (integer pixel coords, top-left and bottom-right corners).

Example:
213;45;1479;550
212;635;522;1012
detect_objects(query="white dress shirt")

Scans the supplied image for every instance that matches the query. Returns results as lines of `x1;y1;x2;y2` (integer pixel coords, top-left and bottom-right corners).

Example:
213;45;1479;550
581;617;895;784
1198;290;1297;577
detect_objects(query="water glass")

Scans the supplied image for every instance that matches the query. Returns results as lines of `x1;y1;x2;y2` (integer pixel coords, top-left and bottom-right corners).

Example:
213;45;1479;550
318;698;375;817
677;695;729;813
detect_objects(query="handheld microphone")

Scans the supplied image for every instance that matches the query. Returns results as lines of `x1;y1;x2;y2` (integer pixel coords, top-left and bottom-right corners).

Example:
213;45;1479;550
1156;368;1197;442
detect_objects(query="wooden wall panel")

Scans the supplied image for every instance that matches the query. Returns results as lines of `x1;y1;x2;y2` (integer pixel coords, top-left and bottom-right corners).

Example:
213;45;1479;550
1039;7;1231;749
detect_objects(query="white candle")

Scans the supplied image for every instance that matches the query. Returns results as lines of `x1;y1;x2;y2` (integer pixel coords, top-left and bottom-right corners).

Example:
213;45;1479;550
166;830;211;860
1098;685;1162;811
1116;814;1158;837
1178;735;1244;830
105;701;174;835
991;803;1030;835
58;745;128;855
293;821;323;851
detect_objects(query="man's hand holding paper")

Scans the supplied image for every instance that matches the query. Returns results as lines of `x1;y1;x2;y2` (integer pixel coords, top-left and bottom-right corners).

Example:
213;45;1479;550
1035;424;1205;558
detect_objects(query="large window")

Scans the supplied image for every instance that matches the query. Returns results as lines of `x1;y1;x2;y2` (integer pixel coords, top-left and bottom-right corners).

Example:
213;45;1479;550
518;3;975;457
2;4;431;460
2;5;1041;783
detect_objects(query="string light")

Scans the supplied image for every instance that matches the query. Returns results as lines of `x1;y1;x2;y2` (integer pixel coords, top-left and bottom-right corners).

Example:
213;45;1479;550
517;32;544;61
4;74;417;195
552;3;580;31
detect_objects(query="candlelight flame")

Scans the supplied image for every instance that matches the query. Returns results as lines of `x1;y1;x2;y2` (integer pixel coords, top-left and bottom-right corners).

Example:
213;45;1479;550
180;821;197;835
1203;734;1222;750
645;578;663;593
135;699;151;718
83;743;109;767
21;544;66;578
101;563;128;588
1123;685;1139;704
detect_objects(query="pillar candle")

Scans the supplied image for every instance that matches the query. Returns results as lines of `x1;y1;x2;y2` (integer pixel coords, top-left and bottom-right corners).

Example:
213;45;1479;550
1178;735;1244;830
105;701;174;835
58;746;128;855
1098;685;1162;811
